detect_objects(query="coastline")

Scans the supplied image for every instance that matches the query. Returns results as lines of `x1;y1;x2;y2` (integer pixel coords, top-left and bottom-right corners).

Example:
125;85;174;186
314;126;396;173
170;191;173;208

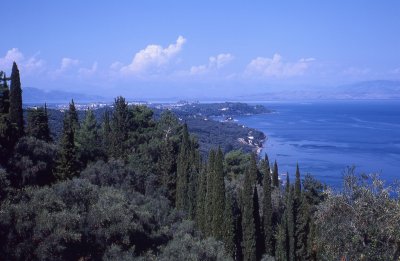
236;125;267;156
208;109;269;156
256;136;266;155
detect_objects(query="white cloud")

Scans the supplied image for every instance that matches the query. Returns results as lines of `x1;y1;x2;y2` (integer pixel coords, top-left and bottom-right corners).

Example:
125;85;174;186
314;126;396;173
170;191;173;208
110;61;123;71
24;56;45;73
79;62;98;77
59;58;80;72
51;57;80;77
245;53;315;78
190;53;234;75
0;48;24;67
120;36;186;75
0;48;45;74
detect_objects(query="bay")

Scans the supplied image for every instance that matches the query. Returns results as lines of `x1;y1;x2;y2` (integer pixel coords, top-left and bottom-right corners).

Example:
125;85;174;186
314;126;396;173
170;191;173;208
235;100;400;187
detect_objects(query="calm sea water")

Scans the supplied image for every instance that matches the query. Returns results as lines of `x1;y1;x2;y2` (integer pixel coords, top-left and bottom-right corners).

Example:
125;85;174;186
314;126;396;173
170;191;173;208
235;100;400;187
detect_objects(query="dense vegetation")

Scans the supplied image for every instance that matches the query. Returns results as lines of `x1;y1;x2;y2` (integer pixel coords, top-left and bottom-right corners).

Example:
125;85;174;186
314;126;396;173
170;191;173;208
1;63;399;260
43;104;266;157
163;102;270;118
183;117;264;156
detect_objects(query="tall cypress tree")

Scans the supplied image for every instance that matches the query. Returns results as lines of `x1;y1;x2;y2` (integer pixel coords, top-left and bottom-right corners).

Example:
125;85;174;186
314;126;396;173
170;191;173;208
68;99;79;131
101;109;111;157
234;196;244;260
176;123;190;211
261;159;273;256
248;153;259;185
187;172;197;219
294;163;301;200
253;186;263;260
287;186;296;261
187;145;199;220
223;191;236;260
195;164;207;232
110;97;131;158
272;160;279;187
9;62;23;138
157;110;180;200
276;175;292;261
264;154;270;174
159;138;176;201
296;195;311;260
242;168;257;261
275;221;288;261
294;163;302;260
285;173;290;194
212;147;226;240
56;113;78;180
205;149;215;236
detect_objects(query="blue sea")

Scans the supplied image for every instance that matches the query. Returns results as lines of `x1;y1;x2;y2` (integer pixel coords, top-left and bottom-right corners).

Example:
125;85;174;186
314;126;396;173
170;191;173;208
235;100;400;188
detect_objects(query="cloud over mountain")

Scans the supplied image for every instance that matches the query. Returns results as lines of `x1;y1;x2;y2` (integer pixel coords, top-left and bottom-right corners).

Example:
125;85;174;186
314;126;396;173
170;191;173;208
190;53;234;75
245;54;315;78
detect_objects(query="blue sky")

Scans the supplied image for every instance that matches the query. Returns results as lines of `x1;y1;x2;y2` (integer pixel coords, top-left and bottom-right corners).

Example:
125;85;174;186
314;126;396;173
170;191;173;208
1;1;400;99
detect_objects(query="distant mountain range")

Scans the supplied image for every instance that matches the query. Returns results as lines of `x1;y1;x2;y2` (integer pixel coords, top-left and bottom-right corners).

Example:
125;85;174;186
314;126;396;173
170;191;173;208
332;80;400;99
237;80;400;101
23;80;400;104
22;87;107;104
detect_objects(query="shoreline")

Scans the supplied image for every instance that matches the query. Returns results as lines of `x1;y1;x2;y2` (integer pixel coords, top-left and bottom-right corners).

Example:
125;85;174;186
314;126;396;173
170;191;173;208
256;136;267;156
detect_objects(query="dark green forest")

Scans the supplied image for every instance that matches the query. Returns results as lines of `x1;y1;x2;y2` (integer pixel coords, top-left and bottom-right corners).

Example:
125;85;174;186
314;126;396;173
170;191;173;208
41;103;266;157
1;63;400;260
